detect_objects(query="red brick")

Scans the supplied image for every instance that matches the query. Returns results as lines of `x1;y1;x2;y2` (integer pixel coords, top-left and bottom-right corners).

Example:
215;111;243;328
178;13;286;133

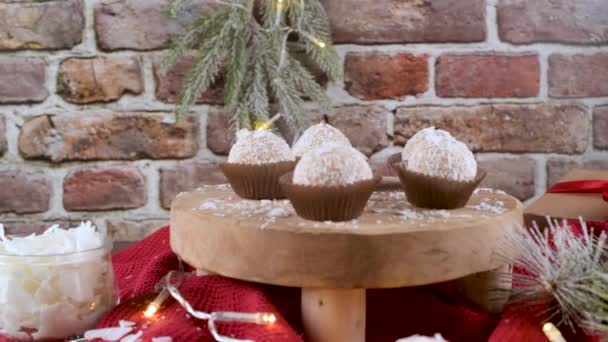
0;59;48;103
0;170;50;214
57;57;143;104
207;111;233;155
64;166;146;211
436;54;539;98
106;219;168;242
594;106;608;149
0;115;5;157
345;52;428;100
19;113;199;162
324;0;485;43
547;158;608;187
153;55;224;104
369;146;401;177
2;221;80;236
395;104;589;153
478;157;536;201
498;0;608;44
281;106;391;157
0;0;84;50
95;0;213;51
549;54;608;98
159;162;226;209
332;105;391;156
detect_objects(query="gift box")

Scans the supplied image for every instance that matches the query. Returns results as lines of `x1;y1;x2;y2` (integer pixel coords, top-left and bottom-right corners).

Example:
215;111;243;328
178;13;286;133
525;168;608;228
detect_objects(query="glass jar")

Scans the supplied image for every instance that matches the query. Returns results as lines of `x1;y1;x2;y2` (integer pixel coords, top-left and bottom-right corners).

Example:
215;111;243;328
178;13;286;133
0;238;118;340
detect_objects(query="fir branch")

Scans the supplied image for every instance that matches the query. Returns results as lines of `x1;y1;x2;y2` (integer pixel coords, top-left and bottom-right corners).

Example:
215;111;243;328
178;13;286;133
499;218;608;333
285;54;333;114
161;8;231;74
223;13;251;111
303;39;343;81
165;0;341;135
175;37;226;118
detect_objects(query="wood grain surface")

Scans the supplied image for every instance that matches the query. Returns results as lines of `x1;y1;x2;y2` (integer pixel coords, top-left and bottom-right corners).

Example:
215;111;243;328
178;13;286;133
171;180;523;288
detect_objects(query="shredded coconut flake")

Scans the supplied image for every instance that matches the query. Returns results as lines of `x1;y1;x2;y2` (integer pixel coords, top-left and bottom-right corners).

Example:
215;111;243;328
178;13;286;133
0;222;114;340
121;330;143;342
396;333;447;342
152;337;173;342
84;327;133;341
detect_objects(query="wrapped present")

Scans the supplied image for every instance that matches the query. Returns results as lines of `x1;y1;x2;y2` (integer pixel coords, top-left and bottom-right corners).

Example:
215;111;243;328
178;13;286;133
525;168;608;228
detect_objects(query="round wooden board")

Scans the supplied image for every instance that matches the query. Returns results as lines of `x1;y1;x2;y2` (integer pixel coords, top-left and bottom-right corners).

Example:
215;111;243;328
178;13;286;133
170;179;523;289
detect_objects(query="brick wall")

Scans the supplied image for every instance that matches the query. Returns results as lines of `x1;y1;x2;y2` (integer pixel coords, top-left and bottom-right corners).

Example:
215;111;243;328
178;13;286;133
0;0;607;244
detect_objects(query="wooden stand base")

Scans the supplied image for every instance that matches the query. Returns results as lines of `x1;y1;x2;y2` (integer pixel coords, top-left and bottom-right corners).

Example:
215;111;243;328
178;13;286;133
456;265;512;314
301;288;366;342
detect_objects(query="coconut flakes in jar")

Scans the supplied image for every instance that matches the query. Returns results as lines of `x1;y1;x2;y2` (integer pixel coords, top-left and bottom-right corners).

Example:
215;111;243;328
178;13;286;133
0;222;117;340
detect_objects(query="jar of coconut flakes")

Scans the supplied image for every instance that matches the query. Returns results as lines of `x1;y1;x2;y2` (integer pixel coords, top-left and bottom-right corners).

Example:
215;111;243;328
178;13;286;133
0;222;118;340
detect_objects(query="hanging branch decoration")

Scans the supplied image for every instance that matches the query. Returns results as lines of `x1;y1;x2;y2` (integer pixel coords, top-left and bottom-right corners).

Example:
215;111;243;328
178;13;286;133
499;218;608;335
163;0;343;133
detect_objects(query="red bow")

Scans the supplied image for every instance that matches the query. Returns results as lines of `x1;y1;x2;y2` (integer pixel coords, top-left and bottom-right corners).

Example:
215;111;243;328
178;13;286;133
548;180;608;202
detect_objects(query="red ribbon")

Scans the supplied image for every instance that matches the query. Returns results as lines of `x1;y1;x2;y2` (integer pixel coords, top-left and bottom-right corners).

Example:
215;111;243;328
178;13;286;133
547;180;608;202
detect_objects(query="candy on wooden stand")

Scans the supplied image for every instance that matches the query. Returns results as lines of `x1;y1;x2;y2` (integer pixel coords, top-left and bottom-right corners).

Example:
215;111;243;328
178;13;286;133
221;122;296;200
391;127;486;209
171;125;522;342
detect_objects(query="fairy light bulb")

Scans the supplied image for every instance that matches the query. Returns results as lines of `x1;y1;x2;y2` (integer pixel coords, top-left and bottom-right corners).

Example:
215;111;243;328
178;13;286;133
143;304;159;318
259;313;277;324
143;288;170;318
542;323;566;342
254;114;282;131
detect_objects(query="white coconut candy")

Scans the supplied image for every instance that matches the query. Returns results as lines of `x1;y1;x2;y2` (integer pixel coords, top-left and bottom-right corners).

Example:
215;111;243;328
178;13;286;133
228;129;295;165
0;222;115;340
292;122;351;158
405;128;477;182
402;127;451;161
293;143;373;186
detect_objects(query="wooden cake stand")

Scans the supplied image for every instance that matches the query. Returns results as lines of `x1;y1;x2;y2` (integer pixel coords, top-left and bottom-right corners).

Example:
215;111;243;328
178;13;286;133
171;178;523;342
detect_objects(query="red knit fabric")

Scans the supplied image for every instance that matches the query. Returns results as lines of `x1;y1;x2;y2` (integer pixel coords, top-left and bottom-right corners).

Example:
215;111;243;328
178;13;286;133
95;226;600;342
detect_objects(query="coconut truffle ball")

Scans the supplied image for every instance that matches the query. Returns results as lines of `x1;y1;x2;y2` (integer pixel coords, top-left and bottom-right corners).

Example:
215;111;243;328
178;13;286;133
228;129;295;165
293;143;373;186
292;123;351;158
406;129;477;182
402;127;453;161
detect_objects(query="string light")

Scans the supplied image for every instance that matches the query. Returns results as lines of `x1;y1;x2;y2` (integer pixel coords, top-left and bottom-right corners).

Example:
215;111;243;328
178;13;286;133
140;271;276;342
254;114;282;131
542;323;566;342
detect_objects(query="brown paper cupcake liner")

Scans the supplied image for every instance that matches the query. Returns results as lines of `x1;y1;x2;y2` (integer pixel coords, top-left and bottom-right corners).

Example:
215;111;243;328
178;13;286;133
220;161;296;200
389;154;486;209
279;173;381;222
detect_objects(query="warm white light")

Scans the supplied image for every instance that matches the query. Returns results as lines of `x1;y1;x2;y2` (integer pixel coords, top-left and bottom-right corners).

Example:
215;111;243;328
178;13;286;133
254;114;282;131
542;323;566;342
143;304;159;318
262;313;277;324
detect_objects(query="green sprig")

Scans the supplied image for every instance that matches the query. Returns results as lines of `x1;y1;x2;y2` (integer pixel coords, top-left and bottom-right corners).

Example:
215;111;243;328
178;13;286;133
164;0;342;133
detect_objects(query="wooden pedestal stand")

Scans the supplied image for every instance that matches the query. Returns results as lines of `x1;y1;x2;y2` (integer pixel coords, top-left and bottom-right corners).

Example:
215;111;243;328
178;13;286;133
171;179;523;342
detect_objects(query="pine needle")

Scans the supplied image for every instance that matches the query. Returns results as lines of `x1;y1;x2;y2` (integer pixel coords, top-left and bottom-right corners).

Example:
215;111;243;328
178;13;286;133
499;218;608;333
163;0;341;132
